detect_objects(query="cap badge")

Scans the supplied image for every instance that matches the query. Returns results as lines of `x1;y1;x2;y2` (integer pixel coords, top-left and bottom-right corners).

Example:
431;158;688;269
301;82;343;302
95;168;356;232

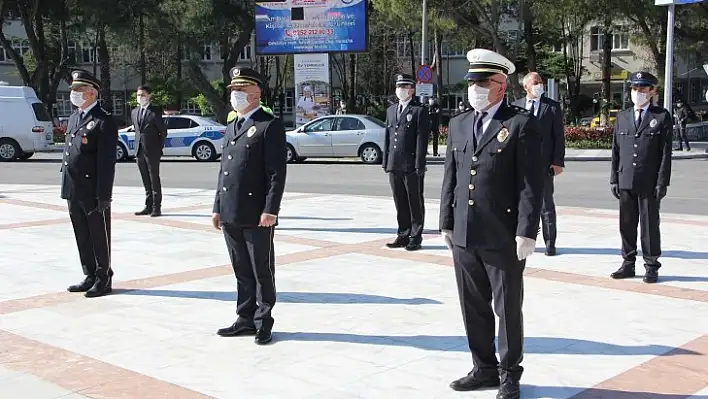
72;72;79;79
247;126;257;137
497;128;509;143
649;119;657;128
81;136;88;144
232;69;240;78
87;121;95;129
637;72;642;79
397;74;403;80
406;114;413;122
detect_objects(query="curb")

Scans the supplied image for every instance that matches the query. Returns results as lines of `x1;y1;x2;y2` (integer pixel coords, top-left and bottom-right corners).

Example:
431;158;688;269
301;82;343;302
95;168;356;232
426;152;708;162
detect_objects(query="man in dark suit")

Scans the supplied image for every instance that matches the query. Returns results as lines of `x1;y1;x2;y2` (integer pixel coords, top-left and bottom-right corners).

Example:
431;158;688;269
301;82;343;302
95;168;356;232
132;85;168;217
428;97;441;156
440;49;544;399
382;73;430;251
513;72;565;256
609;71;672;284
61;69;118;298
212;67;287;345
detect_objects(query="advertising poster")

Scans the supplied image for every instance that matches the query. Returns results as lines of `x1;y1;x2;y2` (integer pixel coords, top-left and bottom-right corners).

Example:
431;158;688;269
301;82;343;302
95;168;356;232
294;53;330;127
255;0;368;55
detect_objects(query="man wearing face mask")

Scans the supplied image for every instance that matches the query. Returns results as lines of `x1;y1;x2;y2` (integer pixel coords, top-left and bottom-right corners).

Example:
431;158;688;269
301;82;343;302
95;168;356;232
513;72;565;256
132;85;168;217
61;70;118;298
439;49;544;399
673;98;691;151
382;73;431;251
609;72;672;284
428;97;441;156
212;67;287;345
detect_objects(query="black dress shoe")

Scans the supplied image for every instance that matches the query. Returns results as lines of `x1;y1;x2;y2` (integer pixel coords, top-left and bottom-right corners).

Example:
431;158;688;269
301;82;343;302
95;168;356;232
610;264;635;279
643;268;659;284
67;277;95;292
496;380;520;399
449;372;500;391
386;237;410;248
217;321;257;337
545;246;556;256
135;208;151;216
405;241;422;251
150;208;161;217
84;276;112;298
254;329;273;345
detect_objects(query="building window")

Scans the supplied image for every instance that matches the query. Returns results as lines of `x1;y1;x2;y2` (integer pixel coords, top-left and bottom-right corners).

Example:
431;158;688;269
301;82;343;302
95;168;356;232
56;92;73;117
12;39;30;58
181;99;203;115
79;41;97;63
67;41;77;64
202;42;212;61
441;41;466;57
591;26;630;51
239;44;252;61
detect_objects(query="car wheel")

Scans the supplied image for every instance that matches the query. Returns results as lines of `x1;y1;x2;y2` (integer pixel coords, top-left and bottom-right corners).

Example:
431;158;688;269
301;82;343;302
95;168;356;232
286;144;297;163
18;152;34;160
116;142;128;162
0;138;21;161
193;141;217;161
359;143;382;164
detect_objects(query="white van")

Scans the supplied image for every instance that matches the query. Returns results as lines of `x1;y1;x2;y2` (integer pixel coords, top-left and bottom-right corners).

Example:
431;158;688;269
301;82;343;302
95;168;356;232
0;84;55;161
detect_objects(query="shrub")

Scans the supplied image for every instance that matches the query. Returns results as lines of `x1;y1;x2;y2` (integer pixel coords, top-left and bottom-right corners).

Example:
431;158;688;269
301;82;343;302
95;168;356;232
53;126;66;143
565;127;613;143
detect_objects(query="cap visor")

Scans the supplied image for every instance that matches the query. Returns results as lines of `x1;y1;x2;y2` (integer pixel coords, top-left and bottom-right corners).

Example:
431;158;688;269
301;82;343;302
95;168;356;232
464;71;496;80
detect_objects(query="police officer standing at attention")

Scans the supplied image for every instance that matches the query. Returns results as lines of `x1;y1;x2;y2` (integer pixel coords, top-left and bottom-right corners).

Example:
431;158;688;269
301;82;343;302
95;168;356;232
609;72;672;284
439;49;544;399
212;67;287;345
61;69;118;298
382;73;430;251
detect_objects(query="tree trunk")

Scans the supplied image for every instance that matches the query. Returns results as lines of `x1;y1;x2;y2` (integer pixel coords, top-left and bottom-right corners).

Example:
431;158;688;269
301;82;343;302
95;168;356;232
522;0;536;72
433;29;443;102
186;60;228;123
97;25;112;112
601;22;612;125
175;33;183;110
139;11;146;85
407;29;416;76
348;53;356;112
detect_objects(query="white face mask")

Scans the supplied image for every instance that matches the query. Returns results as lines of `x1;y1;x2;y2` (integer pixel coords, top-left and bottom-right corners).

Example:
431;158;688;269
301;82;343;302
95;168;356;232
70;90;85;108
631;90;650;107
230;91;250;112
530;84;544;98
137;96;149;106
395;87;410;102
467;85;491;111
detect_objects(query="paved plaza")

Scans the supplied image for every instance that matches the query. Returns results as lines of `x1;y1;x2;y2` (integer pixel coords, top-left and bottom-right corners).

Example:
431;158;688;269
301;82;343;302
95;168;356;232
0;183;707;398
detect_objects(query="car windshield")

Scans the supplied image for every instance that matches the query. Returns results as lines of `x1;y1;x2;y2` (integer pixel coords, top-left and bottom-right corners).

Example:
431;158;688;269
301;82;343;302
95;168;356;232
363;115;386;127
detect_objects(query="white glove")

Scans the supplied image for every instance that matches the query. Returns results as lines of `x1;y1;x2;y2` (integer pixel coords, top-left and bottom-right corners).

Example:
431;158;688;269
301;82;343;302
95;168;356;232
515;236;536;260
441;229;453;251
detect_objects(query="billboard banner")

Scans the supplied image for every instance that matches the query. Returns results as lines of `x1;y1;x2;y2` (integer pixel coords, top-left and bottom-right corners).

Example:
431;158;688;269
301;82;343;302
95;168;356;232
255;0;368;55
294;53;330;127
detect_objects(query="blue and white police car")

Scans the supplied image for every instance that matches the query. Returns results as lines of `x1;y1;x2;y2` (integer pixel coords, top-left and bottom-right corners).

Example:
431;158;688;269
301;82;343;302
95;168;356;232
117;114;226;162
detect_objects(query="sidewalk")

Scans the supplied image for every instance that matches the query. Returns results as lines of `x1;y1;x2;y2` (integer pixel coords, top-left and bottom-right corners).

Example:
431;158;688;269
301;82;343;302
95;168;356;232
427;142;708;162
1;184;707;398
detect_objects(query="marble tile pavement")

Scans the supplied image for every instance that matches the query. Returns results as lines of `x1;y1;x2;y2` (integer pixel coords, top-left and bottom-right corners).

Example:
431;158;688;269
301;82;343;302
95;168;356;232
0;184;707;399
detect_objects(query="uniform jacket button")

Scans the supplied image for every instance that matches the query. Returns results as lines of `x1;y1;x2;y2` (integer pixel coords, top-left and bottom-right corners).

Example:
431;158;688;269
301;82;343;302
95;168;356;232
468;200;475;206
85;174;89;178
65;152;69;155
506;208;511;213
469;184;475;190
64;161;68;165
231;141;235;145
228;155;233;160
632;162;636;166
470;170;477;176
472;156;478;162
248;192;252;196
224;171;229;176
222;187;227;191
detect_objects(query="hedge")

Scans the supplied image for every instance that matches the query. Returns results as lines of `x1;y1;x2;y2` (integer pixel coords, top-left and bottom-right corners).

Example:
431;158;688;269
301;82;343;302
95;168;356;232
436;126;613;149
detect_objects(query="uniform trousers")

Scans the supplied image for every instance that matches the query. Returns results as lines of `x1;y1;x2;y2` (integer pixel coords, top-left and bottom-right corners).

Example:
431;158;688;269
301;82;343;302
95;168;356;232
67;199;112;279
540;173;557;247
619;189;661;268
452;244;525;382
431;129;440;156
136;148;162;209
222;223;276;331
388;171;424;242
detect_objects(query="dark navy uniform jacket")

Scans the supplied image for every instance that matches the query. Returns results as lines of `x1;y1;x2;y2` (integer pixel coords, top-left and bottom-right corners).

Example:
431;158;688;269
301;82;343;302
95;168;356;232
213;108;287;227
382;100;430;173
60;105;118;201
610;105;672;193
439;103;545;249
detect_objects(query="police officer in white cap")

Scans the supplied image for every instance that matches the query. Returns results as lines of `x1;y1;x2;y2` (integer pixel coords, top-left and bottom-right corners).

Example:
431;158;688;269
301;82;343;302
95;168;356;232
439;49;544;399
609;71;672;283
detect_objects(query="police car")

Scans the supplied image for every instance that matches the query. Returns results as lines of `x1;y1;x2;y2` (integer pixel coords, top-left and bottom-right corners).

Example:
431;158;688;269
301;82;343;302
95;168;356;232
117;114;226;162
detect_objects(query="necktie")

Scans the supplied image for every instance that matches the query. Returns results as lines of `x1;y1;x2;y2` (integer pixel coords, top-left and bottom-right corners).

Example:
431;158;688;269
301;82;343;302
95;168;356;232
529;100;536;115
473;111;487;148
236;117;245;131
397;104;403;121
636;109;643;128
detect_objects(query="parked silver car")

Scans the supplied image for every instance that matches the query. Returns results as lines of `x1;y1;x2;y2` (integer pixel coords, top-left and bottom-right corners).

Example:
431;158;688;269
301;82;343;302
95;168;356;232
285;114;386;164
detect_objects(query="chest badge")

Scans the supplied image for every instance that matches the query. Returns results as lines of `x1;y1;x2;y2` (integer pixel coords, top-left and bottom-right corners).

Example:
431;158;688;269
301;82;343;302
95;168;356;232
497;128;509;143
247;126;257;137
81;136;88;144
87;121;95;129
406;114;413;122
649;119;657;128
